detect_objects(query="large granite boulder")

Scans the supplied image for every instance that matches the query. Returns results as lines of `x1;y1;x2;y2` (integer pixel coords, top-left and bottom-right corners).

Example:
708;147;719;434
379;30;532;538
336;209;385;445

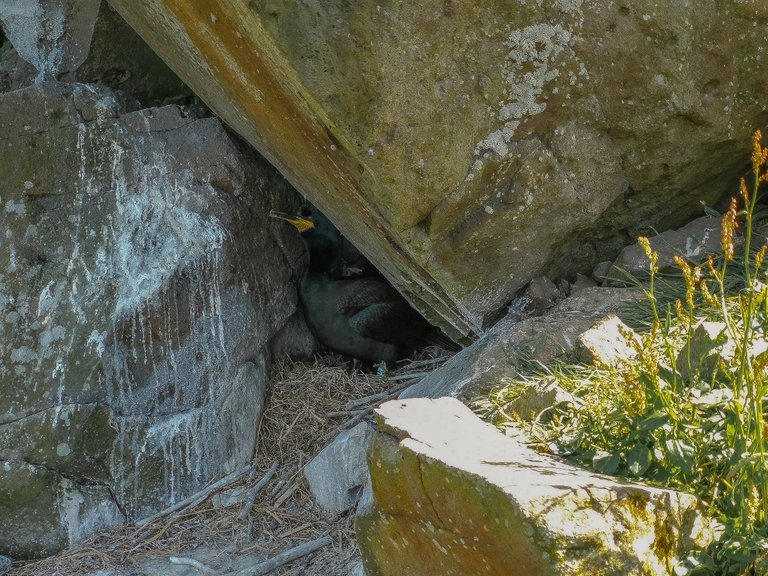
357;398;717;576
0;82;303;558
107;0;768;338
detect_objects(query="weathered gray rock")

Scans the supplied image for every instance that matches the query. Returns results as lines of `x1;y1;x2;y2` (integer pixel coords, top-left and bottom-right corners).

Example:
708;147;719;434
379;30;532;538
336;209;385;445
608;216;727;283
0;82;302;558
0;460;124;559
108;1;768;338
0;0;101;82
401;287;641;400
305;423;375;515
592;260;615;284
0;2;194;107
517;276;565;318
576;314;639;367
0;44;37;92
77;2;194;107
571;272;598;292
357;397;717;576
0;555;9;575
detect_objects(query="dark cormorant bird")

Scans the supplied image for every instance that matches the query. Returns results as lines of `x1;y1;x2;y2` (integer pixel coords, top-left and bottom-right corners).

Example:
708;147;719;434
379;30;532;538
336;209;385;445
270;205;441;364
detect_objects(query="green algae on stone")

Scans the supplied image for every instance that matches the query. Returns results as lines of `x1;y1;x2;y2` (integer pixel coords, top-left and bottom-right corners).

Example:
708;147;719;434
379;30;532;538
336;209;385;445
359;398;717;575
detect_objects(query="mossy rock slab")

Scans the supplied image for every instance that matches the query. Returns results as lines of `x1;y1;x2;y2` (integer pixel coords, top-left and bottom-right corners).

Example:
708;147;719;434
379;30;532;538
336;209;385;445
357;398;717;576
107;0;768;338
0;460;123;559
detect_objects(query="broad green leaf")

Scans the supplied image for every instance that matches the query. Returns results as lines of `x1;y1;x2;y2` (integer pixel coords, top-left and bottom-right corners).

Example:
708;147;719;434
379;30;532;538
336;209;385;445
637;412;670;433
592;450;620;475
665;439;695;473
627;442;653;476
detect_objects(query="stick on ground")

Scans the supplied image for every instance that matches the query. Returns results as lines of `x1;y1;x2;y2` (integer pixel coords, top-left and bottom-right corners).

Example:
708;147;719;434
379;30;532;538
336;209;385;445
136;465;252;527
169;556;218;574
235;534;333;576
238;461;279;520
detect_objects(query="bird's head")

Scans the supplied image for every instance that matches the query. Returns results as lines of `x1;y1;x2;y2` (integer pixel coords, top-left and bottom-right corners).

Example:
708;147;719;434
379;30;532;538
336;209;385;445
269;209;316;233
270;206;343;274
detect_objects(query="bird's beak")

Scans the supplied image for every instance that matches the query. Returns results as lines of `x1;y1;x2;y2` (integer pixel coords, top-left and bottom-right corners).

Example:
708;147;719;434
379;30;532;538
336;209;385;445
269;210;315;232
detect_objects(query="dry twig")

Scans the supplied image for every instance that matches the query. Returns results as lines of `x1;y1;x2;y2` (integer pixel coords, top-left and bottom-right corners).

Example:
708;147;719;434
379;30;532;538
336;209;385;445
236;534;333;576
136;465;252;527
169;556;218;574
238;461;279;520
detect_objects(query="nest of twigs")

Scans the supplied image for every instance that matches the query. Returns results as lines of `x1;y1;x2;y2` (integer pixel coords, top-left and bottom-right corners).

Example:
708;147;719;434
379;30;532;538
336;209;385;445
10;350;450;576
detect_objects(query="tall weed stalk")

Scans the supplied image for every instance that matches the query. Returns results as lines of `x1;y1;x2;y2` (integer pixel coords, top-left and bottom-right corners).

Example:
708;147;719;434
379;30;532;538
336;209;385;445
478;131;768;575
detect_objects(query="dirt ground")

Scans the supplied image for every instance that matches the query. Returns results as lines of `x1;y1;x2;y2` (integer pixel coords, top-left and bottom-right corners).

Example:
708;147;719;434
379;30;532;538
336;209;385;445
9;351;450;576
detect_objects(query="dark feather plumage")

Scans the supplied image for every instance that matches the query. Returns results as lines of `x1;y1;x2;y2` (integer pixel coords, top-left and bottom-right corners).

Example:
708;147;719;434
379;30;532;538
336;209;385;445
271;205;451;364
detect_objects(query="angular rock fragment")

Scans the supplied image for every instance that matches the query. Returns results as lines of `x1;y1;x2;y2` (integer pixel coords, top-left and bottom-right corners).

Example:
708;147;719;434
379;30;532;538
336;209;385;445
608;216;728;284
358;398;718;576
401;287;641;400
305;423;375;515
577;314;640;367
0;0;101;81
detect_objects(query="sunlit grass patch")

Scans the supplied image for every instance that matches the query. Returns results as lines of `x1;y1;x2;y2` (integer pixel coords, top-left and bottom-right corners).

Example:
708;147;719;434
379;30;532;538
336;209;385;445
478;131;768;576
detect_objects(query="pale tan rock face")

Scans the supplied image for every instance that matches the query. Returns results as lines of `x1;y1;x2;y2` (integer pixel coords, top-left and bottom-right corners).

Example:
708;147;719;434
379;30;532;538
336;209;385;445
357;398;717;576
107;0;768;337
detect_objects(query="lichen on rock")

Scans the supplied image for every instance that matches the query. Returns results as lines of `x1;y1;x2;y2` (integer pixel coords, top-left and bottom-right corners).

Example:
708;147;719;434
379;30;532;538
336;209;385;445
0;81;303;558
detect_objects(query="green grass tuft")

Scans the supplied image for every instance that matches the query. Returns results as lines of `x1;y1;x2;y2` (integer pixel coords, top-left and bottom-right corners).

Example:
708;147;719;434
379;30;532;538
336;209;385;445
477;131;768;576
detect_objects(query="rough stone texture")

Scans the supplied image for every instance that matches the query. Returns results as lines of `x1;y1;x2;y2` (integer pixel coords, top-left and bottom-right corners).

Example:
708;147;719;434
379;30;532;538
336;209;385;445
517;276;565;319
0;44;37;92
607;215;729;283
269;311;318;360
592;260;615;284
0;555;9;575
0;0;101;82
0;82;302;558
107;0;768;339
576;314;639;367
401;287;642;400
0;2;194;108
77;2;195;107
357;398;717;576
304;422;375;515
571;273;598;292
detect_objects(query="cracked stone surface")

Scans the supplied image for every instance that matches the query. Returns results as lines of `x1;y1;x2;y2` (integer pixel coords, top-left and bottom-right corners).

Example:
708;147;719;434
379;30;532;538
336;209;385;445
108;1;768;336
0;82;303;558
606;215;732;284
0;2;194;107
576;314;639;368
357;398;717;576
0;0;101;82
